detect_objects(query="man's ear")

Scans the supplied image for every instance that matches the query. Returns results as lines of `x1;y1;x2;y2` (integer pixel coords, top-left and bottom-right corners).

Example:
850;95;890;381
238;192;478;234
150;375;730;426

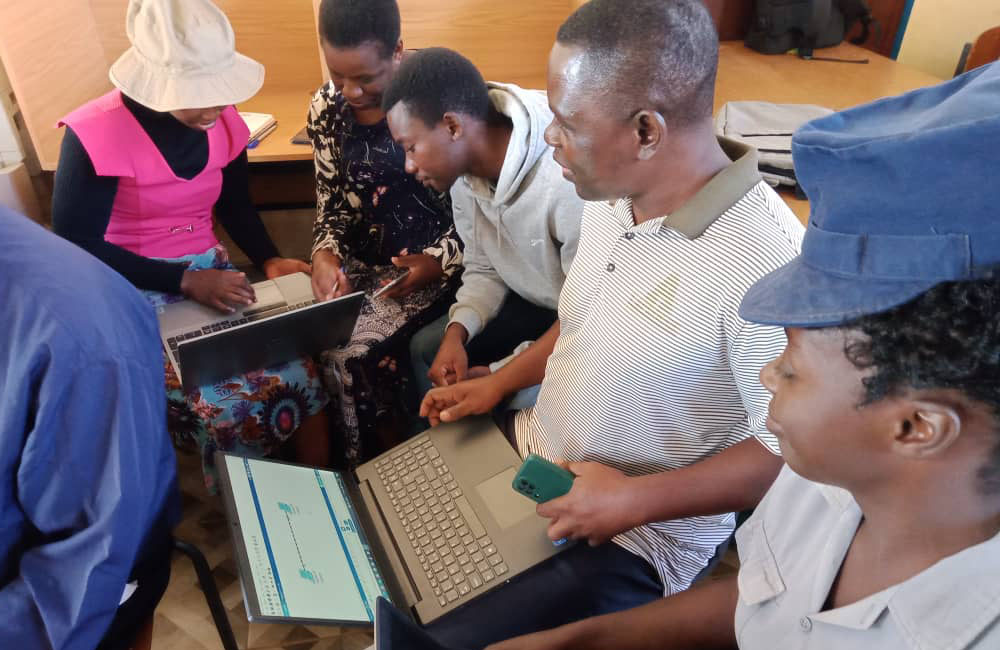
891;398;962;459
442;112;465;140
392;39;404;63
633;110;666;161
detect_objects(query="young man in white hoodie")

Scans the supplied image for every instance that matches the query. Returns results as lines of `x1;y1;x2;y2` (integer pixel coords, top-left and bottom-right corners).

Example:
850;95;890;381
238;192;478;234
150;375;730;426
382;47;584;404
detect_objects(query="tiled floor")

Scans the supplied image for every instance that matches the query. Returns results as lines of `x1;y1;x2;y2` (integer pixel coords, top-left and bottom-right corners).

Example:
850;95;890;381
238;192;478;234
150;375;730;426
152;448;374;650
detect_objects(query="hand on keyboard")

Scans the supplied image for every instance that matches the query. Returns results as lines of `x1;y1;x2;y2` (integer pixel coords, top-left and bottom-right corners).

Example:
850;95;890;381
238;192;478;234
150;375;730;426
180;269;255;313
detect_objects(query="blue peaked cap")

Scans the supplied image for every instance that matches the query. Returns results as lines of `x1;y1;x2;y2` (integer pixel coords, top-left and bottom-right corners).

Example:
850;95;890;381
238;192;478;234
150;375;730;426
740;61;1000;328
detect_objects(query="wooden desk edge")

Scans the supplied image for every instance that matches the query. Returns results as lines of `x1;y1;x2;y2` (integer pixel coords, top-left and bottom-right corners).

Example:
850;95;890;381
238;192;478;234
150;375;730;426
239;88;317;164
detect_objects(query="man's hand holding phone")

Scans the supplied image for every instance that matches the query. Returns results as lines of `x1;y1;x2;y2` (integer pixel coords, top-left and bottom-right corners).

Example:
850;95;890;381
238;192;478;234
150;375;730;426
513;454;576;503
535;461;639;546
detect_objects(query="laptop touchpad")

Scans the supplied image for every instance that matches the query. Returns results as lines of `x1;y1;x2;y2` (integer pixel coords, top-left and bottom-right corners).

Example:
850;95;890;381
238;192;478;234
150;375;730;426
475;467;537;529
247;281;282;310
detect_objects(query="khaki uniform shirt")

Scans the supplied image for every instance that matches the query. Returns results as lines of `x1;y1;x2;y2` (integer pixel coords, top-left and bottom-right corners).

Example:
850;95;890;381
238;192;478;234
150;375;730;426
735;466;1000;649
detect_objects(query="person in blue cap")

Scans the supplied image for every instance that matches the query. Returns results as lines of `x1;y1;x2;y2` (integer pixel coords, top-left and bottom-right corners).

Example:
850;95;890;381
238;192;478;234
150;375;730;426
481;62;1000;650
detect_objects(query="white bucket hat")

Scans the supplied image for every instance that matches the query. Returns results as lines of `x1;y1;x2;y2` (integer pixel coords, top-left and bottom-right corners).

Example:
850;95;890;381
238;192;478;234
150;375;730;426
109;0;265;112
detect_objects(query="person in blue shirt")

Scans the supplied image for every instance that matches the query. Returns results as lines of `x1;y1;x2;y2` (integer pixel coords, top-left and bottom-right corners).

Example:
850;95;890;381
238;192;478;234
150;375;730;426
0;207;180;649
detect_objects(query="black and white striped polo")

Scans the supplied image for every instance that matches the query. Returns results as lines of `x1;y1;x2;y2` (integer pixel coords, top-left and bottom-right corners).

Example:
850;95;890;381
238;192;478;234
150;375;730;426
514;139;805;595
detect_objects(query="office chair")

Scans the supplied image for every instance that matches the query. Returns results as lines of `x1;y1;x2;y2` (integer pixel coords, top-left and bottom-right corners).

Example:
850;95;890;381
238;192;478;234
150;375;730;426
173;538;240;650
126;617;155;650
125;538;238;650
955;26;1000;76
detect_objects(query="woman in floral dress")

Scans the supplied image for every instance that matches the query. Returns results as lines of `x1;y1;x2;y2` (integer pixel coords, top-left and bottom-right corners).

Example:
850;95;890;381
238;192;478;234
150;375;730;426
309;0;461;464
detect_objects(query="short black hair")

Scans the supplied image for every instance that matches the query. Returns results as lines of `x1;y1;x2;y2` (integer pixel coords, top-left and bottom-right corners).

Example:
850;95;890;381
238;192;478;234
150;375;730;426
556;0;718;126
318;0;400;59
840;270;1000;492
381;48;490;126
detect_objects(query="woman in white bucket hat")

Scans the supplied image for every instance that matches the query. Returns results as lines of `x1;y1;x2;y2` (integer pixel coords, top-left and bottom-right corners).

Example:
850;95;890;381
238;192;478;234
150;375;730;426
53;0;331;493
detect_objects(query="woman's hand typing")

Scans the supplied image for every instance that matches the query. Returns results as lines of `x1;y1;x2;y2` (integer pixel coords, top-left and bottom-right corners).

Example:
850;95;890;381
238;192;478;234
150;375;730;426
180;268;256;313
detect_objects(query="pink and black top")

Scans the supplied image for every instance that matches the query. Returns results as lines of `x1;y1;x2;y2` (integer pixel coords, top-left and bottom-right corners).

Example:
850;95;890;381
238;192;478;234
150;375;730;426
54;90;279;293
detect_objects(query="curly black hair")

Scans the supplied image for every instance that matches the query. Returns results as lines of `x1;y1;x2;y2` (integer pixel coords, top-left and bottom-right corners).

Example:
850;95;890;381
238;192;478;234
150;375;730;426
841;271;1000;492
318;0;400;58
381;47;490;127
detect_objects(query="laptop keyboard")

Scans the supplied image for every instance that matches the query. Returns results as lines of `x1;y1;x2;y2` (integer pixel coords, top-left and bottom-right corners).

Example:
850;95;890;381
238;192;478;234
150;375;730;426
165;300;315;352
374;435;509;608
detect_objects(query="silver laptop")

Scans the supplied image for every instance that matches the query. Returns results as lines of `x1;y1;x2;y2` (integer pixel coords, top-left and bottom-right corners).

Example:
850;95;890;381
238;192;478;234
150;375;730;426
156;272;363;388
216;416;568;627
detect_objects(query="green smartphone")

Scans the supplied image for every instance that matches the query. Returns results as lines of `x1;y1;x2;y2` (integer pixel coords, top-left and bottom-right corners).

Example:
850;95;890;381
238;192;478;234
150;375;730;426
512;454;576;503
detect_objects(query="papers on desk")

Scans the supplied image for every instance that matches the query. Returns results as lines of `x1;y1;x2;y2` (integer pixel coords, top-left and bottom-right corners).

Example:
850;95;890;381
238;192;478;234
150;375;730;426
239;111;277;147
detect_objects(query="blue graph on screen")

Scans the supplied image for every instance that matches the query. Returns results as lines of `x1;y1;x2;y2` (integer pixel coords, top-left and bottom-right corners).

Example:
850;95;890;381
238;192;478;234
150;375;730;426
278;501;326;584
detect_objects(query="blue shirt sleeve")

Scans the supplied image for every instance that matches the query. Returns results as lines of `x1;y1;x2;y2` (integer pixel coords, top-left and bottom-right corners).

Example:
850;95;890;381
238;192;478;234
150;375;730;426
0;346;175;649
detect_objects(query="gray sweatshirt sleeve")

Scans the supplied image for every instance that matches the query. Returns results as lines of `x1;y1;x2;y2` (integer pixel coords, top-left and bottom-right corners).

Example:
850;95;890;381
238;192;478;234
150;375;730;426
447;191;510;340
551;189;583;277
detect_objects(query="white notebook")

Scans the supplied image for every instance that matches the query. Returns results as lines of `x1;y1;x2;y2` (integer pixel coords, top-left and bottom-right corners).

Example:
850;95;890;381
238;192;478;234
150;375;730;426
238;111;277;143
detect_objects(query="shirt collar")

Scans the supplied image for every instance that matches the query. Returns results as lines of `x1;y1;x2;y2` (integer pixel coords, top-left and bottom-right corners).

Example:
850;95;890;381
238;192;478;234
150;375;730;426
810;485;1000;649
816;480;856;510
811;585;899;630
659;136;761;239
609;137;761;236
885;530;1000;650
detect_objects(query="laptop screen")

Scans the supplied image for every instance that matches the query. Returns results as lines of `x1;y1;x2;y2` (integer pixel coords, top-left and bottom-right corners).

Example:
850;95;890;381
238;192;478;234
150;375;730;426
222;455;391;624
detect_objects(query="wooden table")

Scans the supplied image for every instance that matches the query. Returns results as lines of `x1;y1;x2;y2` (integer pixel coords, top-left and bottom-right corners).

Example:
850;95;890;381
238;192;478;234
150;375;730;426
235;41;943;213
714;42;943;221
239;90;317;164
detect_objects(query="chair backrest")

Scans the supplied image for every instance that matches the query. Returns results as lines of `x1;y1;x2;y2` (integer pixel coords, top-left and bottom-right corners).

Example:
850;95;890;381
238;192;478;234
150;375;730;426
127;616;155;650
965;26;1000;73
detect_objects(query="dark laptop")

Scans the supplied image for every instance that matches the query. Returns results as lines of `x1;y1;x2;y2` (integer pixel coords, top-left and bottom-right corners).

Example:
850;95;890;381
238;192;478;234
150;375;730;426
155;272;363;387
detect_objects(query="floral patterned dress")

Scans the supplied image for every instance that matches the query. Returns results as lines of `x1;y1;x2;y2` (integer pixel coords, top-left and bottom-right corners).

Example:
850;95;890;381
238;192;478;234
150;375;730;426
308;82;462;464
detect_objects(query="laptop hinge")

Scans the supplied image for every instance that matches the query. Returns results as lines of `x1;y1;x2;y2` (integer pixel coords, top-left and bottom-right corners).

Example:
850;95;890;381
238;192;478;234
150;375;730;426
356;479;422;607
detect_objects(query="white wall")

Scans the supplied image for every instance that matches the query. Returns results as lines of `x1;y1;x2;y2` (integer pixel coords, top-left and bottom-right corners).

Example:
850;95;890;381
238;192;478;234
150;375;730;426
897;0;1000;79
0;63;24;167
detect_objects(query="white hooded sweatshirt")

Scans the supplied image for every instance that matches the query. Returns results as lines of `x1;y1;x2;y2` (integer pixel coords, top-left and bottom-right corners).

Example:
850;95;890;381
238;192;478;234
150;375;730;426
448;82;584;339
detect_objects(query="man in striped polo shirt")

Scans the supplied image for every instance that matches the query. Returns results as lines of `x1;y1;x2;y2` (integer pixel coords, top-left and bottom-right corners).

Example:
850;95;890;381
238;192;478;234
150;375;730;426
419;0;804;646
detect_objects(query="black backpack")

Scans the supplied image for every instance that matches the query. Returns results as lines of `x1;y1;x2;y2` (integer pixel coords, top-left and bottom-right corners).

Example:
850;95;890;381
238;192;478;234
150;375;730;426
745;0;878;58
